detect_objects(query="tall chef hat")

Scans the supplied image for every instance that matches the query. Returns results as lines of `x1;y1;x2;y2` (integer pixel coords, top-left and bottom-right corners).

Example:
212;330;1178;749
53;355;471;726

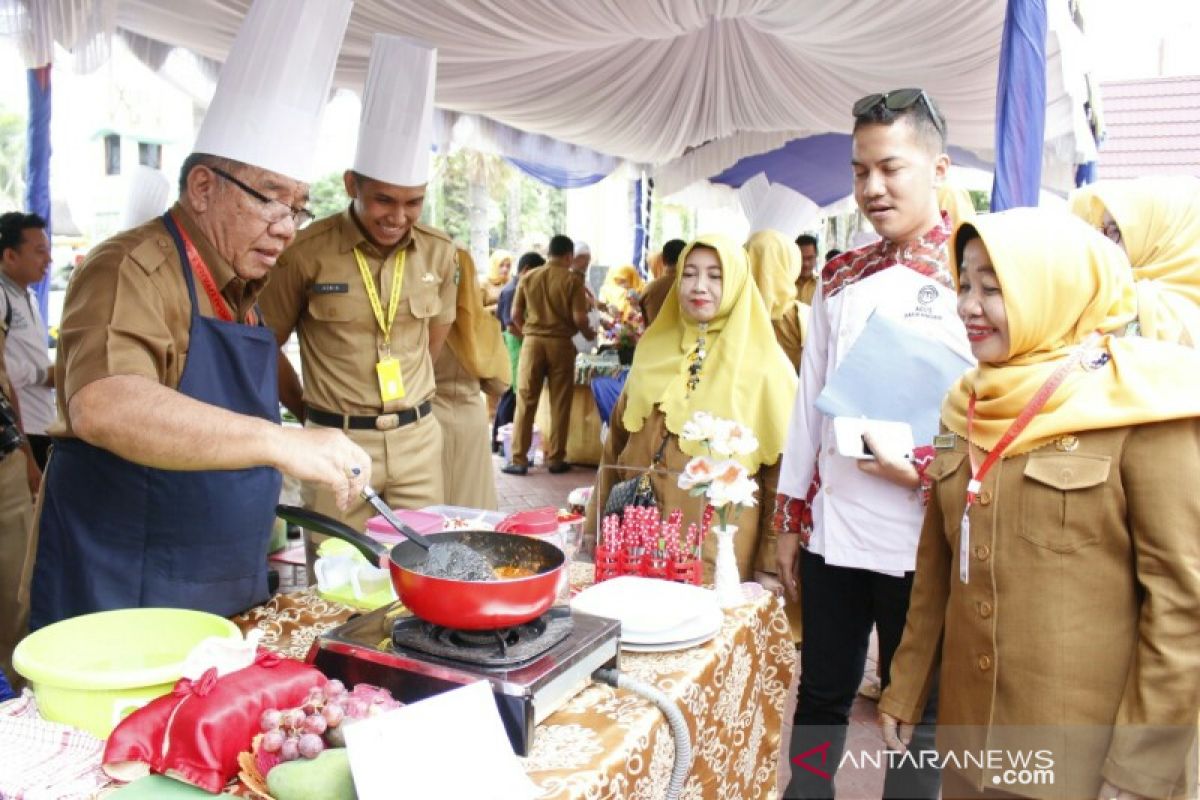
749;182;819;240
353;34;437;187
193;0;352;182
738;172;771;224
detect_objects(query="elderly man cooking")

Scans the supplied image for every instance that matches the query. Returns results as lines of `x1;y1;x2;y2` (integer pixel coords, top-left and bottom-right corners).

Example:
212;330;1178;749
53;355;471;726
28;0;369;630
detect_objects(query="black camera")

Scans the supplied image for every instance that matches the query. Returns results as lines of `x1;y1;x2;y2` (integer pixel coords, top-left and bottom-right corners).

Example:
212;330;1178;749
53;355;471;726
0;391;22;458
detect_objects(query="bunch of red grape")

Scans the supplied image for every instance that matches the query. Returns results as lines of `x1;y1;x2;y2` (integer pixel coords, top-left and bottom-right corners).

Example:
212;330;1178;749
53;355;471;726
257;680;402;762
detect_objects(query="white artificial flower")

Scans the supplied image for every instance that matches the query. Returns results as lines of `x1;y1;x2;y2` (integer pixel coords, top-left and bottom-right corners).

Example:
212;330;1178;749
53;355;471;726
710;419;759;457
679;411;718;444
677;455;718;491
705;460;758;509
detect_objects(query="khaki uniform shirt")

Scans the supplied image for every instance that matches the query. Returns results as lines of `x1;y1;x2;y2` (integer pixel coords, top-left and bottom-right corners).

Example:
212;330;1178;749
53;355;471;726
639;273;674;326
512;259;588;338
260;209;457;415
797;275;817;305
50;203;265;438
772;300;804;373
879;421;1200;799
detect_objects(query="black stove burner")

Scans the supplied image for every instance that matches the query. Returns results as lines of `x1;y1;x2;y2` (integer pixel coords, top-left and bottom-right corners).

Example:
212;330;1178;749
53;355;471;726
391;607;574;668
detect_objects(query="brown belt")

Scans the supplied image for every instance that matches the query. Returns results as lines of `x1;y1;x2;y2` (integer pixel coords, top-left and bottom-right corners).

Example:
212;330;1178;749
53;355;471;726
305;401;432;431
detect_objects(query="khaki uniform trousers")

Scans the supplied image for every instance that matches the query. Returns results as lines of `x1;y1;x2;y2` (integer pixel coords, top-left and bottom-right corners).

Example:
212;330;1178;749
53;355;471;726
512;335;576;466
301;412;443;572
432;389;497;510
0;449;33;683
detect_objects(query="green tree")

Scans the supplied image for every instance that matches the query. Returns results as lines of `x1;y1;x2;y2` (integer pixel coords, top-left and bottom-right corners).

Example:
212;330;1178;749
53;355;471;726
423;150;565;253
307;172;349;220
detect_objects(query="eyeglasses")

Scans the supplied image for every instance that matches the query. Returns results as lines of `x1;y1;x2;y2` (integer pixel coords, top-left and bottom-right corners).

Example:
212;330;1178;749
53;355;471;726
852;88;946;139
209;166;315;229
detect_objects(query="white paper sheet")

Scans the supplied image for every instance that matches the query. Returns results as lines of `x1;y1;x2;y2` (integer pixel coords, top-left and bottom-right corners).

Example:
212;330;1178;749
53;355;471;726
344;681;538;800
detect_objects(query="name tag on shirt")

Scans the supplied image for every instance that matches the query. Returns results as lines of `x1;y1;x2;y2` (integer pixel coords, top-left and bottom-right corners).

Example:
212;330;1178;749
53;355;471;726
310;282;349;295
377;357;406;402
934;434;957;450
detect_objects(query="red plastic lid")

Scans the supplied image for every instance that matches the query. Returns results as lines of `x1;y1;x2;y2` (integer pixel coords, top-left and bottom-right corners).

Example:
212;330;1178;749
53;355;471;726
496;507;559;536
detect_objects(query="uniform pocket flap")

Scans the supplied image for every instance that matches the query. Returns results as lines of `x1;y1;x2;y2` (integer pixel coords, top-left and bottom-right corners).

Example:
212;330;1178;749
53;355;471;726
408;291;440;319
1023;453;1111;490
925;450;966;481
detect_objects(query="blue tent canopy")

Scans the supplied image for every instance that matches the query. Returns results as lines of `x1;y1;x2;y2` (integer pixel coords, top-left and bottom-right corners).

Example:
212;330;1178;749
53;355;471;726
708;133;995;208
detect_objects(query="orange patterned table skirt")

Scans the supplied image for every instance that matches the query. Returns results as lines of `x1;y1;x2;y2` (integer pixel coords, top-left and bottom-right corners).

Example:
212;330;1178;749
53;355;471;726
231;581;796;799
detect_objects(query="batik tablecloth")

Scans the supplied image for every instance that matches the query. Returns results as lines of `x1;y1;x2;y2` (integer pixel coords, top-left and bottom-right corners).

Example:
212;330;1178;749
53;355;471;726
231;570;796;800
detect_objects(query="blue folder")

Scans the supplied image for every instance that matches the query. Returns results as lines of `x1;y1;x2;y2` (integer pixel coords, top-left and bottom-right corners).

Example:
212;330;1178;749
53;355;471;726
815;312;973;446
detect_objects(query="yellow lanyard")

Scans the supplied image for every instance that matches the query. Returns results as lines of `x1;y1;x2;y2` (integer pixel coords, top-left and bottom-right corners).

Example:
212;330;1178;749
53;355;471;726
353;246;405;355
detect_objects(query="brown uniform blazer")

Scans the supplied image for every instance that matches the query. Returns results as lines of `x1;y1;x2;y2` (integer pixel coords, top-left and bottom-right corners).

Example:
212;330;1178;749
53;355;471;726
879;419;1200;799
584;393;780;582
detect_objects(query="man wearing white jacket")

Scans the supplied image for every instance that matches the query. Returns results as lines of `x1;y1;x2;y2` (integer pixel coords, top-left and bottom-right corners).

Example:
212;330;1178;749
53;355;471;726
775;89;968;799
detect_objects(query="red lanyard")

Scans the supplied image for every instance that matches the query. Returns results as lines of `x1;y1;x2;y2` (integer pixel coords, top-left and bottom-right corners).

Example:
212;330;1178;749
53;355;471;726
958;331;1101;584
171;212;256;325
965;331;1102;501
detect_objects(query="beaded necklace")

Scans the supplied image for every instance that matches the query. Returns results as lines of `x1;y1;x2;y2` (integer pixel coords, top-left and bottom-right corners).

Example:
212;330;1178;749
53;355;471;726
685;323;708;396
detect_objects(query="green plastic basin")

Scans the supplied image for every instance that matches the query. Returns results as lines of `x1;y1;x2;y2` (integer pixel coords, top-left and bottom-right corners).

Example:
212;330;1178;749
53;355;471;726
13;607;241;738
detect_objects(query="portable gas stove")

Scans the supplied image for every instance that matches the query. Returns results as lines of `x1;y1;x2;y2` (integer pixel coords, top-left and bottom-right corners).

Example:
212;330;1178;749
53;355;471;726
307;605;621;755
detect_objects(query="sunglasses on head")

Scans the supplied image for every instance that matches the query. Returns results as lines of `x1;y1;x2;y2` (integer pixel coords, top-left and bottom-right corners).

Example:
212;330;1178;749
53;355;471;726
853;88;945;138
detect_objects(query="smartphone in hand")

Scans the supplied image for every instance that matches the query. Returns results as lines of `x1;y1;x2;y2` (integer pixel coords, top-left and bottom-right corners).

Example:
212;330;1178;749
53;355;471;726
832;417;915;461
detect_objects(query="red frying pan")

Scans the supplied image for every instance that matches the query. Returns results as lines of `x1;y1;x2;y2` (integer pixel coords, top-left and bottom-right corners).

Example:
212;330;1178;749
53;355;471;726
276;505;565;630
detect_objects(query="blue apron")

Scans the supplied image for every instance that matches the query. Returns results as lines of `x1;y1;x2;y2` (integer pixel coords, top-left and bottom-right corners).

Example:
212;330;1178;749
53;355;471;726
30;213;282;629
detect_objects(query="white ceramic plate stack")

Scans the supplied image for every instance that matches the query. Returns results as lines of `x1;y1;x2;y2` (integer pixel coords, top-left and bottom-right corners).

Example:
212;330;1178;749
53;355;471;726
571;576;724;652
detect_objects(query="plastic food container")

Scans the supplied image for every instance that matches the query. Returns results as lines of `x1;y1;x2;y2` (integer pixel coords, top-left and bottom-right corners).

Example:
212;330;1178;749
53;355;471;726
12;607;242;737
364;508;445;543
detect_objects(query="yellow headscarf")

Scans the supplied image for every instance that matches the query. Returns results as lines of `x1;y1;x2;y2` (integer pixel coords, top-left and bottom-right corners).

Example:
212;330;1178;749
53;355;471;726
937;181;976;232
745;229;800;319
941;208;1200;456
486;250;513;287
621;233;798;471
599;264;645;318
1069;176;1200;344
448;249;511;385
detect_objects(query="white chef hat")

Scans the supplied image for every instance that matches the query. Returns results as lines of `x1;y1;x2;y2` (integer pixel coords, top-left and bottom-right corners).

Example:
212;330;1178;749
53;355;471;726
120;165;172;229
737;172;771;224
194;0;352;182
353;34;437;187
749;182;820;240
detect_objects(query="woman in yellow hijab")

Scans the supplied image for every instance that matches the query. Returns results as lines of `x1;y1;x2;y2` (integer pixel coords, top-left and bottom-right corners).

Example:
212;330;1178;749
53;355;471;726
1069;176;1200;345
936;180;976;232
745;229;809;372
878;209;1200;800
585;234;798;585
481;249;513;314
432;248;512;509
598;264;644;321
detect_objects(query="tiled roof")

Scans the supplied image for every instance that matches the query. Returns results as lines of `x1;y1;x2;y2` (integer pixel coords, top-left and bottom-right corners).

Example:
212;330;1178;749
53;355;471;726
1097;75;1200;179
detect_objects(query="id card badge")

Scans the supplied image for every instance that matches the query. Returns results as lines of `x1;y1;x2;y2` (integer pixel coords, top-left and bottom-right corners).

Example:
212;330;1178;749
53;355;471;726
376;357;406;403
959;507;971;584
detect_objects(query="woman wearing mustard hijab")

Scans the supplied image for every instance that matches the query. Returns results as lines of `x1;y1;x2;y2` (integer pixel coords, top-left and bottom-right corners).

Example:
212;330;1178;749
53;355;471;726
584;234;798;584
1070;176;1200;346
877;209;1200;800
745;229;810;372
598;264;644;321
433;249;512;509
481;249;513;314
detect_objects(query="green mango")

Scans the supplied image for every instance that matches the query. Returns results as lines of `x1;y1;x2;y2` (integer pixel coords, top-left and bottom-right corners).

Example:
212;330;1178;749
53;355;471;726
266;748;356;800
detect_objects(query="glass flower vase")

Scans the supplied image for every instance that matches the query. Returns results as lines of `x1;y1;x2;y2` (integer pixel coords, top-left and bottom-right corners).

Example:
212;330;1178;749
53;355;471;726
711;524;745;608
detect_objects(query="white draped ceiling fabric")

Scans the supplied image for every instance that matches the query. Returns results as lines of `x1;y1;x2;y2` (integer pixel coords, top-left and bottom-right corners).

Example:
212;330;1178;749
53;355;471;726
2;0;1092;195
